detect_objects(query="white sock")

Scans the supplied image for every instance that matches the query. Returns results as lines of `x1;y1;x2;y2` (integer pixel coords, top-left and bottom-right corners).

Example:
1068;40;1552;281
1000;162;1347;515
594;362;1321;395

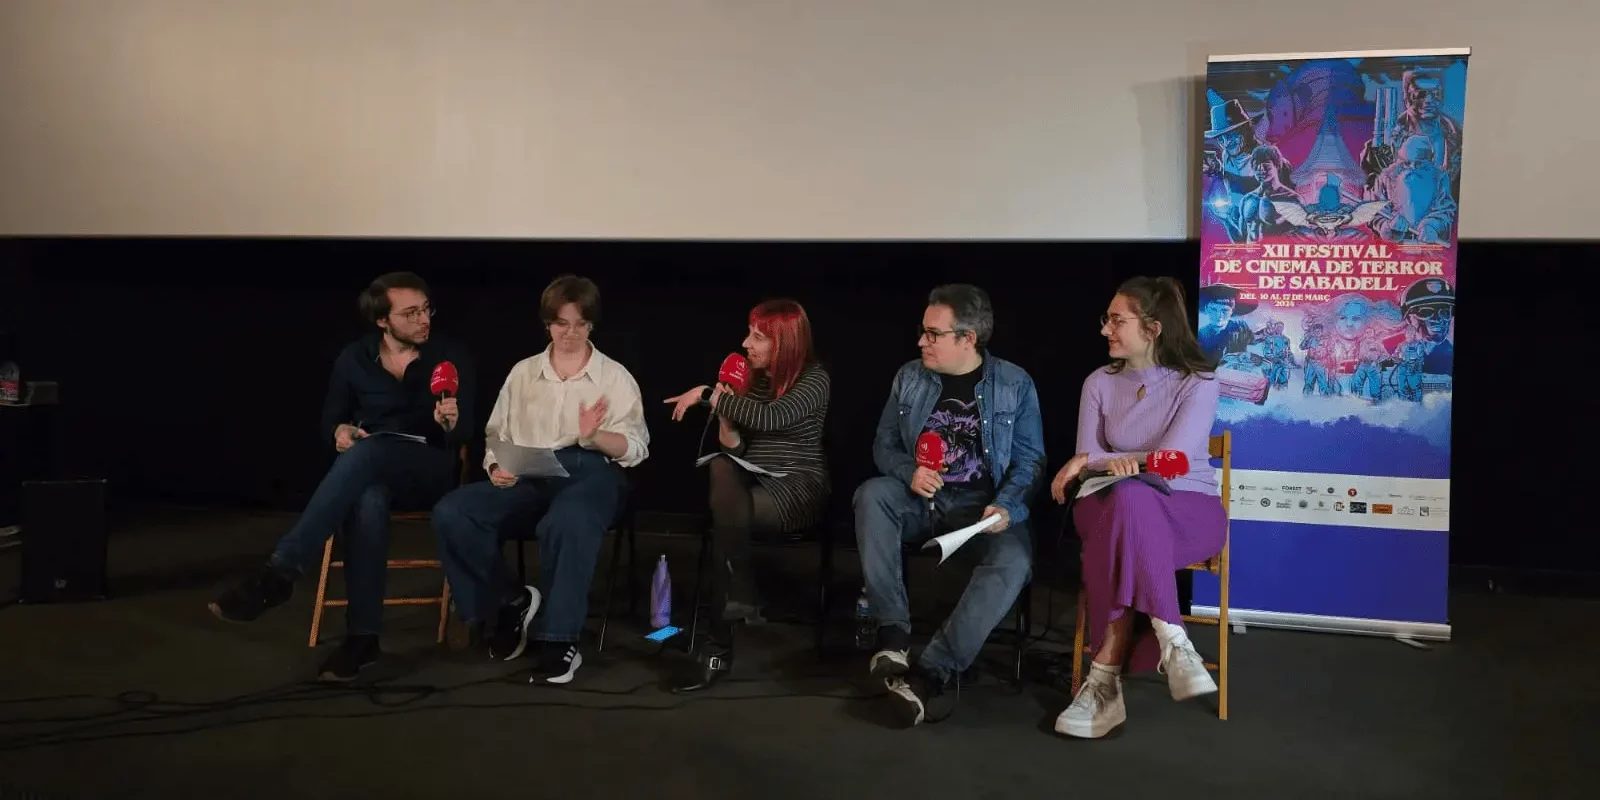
1151;617;1189;649
1087;661;1122;688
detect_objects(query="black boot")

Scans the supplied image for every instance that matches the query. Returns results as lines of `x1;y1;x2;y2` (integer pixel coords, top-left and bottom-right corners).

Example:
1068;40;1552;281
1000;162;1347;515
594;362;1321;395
672;623;734;694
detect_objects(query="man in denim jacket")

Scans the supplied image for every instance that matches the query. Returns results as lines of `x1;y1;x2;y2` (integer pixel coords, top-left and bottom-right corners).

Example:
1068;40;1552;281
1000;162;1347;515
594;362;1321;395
854;284;1046;727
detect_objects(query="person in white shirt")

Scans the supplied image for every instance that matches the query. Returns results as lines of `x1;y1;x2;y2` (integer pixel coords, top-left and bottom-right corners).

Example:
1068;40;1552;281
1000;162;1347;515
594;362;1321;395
433;275;649;685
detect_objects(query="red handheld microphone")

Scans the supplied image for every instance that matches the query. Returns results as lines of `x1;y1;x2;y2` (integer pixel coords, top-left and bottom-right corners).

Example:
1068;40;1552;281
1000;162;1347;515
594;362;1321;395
430;361;460;399
1085;450;1190;480
915;432;945;472
717;353;751;395
915;432;945;512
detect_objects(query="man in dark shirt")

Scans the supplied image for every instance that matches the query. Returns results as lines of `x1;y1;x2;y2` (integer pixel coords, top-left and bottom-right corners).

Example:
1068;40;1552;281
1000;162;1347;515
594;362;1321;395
855;284;1046;727
209;272;475;681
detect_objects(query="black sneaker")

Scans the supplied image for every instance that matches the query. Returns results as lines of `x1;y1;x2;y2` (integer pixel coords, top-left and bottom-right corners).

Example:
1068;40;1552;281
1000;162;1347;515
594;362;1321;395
869;624;911;679
208;564;295;623
487;585;541;661
529;641;584;685
884;665;955;727
318;635;380;682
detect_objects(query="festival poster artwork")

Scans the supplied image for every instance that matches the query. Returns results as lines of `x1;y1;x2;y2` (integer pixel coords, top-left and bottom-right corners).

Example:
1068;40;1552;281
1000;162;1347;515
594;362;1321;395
1194;49;1468;632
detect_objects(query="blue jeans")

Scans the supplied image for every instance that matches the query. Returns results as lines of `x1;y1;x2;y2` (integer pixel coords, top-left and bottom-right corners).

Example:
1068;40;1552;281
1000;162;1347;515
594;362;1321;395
432;448;626;643
269;436;456;637
853;476;1032;680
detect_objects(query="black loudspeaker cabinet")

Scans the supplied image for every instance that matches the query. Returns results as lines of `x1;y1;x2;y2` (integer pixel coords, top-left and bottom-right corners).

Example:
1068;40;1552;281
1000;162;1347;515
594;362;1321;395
19;479;108;603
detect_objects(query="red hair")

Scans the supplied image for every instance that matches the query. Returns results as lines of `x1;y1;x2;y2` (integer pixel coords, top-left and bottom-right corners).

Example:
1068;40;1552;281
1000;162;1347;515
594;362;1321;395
749;299;814;398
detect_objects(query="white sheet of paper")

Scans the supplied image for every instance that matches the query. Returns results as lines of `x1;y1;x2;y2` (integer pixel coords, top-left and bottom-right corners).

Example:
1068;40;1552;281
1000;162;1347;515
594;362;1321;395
494;442;571;478
367;431;428;444
695;452;788;478
921;513;1003;565
1076;474;1134;500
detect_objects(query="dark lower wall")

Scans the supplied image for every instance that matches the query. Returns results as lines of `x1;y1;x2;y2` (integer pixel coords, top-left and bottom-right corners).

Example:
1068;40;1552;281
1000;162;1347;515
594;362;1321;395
1;238;1593;574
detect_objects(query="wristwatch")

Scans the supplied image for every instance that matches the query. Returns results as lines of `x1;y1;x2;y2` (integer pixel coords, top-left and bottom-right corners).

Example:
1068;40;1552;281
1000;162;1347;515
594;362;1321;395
698;386;713;406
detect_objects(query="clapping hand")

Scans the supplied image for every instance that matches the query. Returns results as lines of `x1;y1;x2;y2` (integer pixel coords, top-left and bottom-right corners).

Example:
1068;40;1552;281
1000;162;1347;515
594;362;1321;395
578;396;609;443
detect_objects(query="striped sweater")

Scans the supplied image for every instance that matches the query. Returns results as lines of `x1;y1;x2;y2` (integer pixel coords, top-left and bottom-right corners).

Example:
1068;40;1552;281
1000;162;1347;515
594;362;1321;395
714;363;831;532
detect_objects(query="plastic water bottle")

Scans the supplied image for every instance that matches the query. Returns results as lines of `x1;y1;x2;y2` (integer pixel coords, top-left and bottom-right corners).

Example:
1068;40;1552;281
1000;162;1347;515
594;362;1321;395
0;330;19;405
0;360;17;405
650;555;672;629
854;589;875;650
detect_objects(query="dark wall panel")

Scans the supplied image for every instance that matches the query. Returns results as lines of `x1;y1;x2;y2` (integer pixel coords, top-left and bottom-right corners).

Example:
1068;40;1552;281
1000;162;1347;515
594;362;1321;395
4;238;1593;574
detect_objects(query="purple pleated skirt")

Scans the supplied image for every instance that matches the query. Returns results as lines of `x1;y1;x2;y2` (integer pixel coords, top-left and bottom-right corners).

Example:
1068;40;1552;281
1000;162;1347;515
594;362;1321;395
1073;479;1226;674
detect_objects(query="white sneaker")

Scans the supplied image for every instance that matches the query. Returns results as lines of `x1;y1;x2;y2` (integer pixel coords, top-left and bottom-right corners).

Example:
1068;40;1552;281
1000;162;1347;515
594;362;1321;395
1159;637;1217;701
1054;673;1126;738
869;648;910;679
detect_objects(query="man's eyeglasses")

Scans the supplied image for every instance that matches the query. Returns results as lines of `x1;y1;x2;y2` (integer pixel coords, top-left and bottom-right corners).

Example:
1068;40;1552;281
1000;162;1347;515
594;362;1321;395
919;328;963;341
550;319;593;332
394;305;435;323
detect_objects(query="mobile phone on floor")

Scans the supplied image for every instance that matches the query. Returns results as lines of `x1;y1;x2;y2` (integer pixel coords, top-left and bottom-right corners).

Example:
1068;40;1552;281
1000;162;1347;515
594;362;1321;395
645;625;682;642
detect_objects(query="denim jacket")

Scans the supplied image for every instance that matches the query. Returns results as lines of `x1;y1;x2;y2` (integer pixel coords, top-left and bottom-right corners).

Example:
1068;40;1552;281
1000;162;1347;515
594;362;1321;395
871;352;1047;525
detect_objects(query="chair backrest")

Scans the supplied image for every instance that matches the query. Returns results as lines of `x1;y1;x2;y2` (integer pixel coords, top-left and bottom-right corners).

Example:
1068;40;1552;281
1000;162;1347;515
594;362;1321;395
1195;430;1232;575
1210;431;1230;513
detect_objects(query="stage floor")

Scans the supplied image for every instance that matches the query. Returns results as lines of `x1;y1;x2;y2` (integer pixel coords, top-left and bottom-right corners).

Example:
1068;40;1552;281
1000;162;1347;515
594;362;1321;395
0;507;1590;799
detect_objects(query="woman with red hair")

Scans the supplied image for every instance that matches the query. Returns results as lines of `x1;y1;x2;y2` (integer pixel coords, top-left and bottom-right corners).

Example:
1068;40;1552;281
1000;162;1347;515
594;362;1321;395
664;299;832;692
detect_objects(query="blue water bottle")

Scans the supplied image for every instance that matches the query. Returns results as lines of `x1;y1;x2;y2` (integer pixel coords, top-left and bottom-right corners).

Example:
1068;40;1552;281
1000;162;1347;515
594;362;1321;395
650;555;672;630
854;588;875;650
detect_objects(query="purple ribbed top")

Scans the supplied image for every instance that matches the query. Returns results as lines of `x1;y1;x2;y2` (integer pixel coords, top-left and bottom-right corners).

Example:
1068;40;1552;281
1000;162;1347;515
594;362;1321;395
1075;364;1221;496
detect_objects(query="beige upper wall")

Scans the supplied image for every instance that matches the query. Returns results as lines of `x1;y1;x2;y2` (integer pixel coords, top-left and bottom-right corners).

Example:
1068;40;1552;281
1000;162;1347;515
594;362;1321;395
0;0;1585;239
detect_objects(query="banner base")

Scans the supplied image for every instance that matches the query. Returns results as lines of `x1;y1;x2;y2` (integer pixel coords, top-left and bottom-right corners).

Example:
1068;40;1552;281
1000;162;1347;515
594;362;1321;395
1191;606;1451;641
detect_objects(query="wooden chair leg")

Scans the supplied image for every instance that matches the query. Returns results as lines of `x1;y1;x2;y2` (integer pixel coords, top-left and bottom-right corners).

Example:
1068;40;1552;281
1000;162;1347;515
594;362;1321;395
1070;587;1087;695
308;537;336;647
1218;567;1230;721
436;579;452;644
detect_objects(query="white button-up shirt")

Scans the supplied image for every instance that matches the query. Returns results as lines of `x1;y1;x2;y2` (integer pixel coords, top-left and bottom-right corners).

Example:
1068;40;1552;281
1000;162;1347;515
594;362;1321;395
483;344;650;472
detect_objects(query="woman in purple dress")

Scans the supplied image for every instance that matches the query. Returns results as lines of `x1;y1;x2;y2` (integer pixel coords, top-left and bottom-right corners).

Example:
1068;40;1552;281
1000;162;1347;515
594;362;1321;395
1049;276;1225;739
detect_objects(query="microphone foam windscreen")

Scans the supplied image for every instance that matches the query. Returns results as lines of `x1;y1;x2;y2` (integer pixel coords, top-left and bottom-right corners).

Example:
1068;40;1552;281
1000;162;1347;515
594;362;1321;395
915;432;945;471
1147;450;1190;480
430;361;460;396
718;353;750;394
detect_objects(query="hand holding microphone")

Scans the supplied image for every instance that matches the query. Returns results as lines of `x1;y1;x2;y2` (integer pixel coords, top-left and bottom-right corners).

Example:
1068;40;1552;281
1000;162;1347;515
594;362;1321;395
430;361;461;432
1082;450;1190;480
912;432;946;505
1052;450;1189;504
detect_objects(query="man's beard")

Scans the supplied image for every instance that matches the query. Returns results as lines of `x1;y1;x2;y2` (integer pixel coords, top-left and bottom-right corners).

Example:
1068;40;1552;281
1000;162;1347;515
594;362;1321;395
393;328;428;347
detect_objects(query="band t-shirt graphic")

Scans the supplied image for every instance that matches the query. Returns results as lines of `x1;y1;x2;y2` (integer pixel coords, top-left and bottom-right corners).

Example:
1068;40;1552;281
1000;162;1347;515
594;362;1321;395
921;367;994;497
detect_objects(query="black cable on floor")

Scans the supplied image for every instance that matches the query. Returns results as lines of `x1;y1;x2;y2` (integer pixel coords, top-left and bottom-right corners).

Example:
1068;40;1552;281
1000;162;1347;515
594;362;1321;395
0;666;1005;753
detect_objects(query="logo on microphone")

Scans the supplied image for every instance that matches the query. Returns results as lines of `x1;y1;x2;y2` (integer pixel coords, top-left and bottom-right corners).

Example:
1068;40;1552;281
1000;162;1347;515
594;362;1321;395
430;361;460;397
718;354;751;395
915;433;945;471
